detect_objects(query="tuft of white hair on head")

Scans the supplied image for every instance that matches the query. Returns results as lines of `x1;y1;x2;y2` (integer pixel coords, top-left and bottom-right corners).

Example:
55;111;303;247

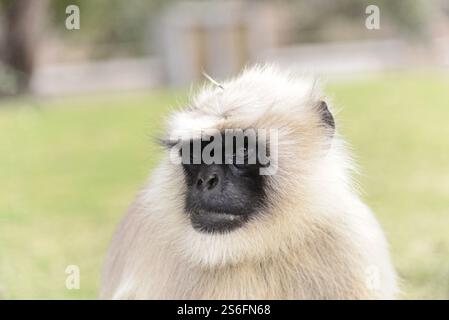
201;71;224;90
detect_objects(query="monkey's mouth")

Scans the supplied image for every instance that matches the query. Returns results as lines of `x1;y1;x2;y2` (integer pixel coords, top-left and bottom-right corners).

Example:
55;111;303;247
189;209;248;233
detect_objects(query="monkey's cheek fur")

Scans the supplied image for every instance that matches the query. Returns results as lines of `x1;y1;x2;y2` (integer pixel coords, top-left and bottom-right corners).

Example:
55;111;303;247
189;209;249;233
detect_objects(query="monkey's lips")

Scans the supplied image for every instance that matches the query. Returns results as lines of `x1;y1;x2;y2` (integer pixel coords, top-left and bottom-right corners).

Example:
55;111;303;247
189;209;248;233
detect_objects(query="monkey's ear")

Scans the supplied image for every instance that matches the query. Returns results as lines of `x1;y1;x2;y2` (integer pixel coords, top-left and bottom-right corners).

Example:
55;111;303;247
316;101;335;135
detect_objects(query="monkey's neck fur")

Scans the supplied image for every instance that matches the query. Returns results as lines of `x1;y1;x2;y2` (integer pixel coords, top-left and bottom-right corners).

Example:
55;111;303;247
101;160;397;299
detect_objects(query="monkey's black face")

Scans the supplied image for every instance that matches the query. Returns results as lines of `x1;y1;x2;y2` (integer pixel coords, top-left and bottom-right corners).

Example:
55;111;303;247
181;137;267;233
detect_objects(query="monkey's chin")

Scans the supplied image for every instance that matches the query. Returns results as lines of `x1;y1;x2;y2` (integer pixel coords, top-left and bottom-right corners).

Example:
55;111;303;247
189;209;248;234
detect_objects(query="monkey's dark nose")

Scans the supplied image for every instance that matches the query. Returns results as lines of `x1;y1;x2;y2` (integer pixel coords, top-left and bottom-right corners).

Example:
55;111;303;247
197;173;219;190
196;168;222;191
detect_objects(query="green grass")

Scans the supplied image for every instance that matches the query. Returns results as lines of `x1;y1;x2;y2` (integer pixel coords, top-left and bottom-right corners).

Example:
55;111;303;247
0;72;448;299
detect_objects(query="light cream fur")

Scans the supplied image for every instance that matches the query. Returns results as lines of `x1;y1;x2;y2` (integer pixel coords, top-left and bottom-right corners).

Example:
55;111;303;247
100;65;397;299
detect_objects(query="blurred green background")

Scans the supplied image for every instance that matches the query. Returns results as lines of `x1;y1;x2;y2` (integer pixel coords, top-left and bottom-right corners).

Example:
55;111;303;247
1;72;448;299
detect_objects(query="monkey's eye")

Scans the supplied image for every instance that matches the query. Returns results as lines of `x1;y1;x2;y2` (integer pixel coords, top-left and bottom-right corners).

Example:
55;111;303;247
233;145;251;169
179;141;197;164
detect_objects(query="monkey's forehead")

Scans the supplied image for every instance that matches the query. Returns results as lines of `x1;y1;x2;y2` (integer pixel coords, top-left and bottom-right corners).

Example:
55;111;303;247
166;65;323;137
166;108;272;138
167;111;224;138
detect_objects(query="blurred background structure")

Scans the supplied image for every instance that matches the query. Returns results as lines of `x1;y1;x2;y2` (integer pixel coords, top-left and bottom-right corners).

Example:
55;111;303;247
1;0;449;95
0;0;449;299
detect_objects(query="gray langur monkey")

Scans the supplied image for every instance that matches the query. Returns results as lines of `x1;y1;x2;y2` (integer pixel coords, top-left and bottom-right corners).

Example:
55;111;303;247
100;65;397;299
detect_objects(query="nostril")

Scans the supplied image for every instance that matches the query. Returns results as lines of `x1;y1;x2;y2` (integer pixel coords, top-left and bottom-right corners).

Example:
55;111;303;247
196;178;204;188
206;174;219;190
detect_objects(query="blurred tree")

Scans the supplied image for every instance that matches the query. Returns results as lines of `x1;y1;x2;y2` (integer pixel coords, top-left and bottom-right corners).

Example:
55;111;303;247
0;0;171;96
0;0;47;95
287;0;431;44
47;0;173;58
